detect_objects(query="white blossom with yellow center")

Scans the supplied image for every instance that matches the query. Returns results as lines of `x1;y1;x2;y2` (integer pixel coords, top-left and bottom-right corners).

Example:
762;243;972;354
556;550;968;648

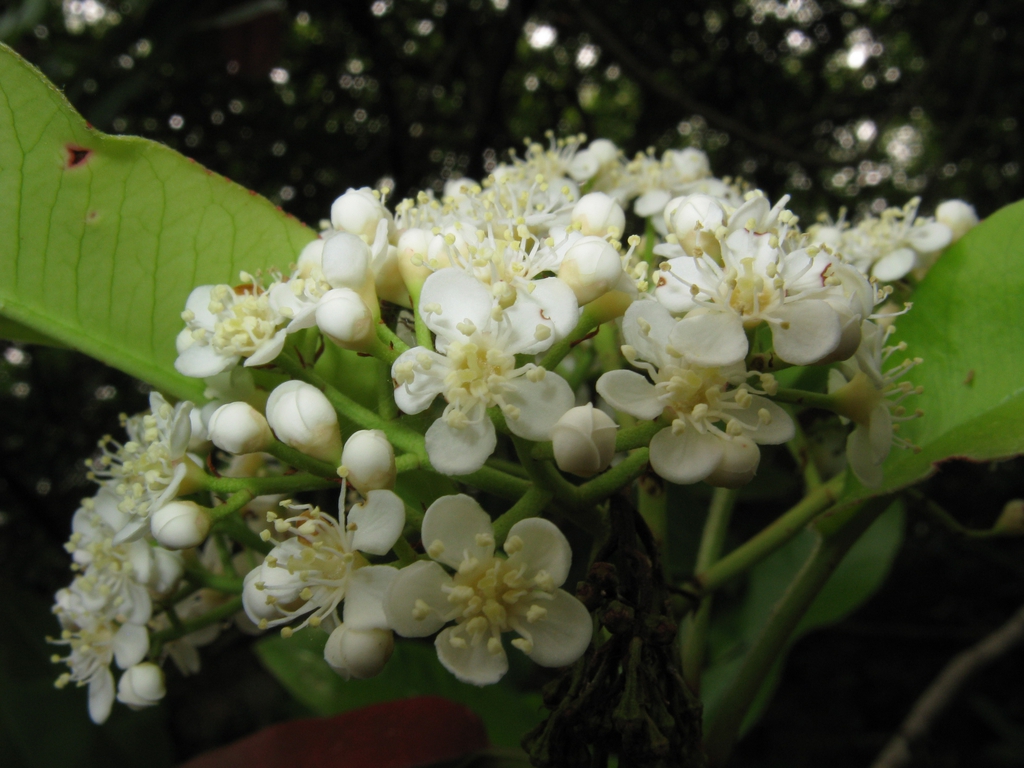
384;494;592;686
597;300;794;486
391;268;576;476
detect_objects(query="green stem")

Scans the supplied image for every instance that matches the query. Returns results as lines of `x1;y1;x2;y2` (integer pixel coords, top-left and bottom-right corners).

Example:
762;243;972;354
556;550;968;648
407;284;435;350
641;217;657;267
697;473;844;594
772;388;838;412
785;416;822;490
373;321;410;364
395;453;421;473
376;357;399;420
637;476;667;546
197;471;338;497
561;345;595;392
681;488;737;694
485;457;530;479
492;486;556;545
213;532;238;577
208;489;254;521
150;596;244;647
266;440;339;478
702;496;892;765
455;464;532;500
182;559;245;594
540;306;604;371
216;513;273;555
577;448;650;507
906;488;1011;539
593;320;623;373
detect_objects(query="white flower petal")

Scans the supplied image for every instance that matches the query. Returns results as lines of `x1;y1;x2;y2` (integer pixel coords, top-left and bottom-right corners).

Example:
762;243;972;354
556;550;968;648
88;667;115;724
510;278;579;352
517;589;592;668
595;370;663;421
505;518;572;588
731;395;795;445
421;493;495;569
622;299;676;359
906;222;952;254
112;623;149;670
847;425;884;488
174;344;235;378
111;517;151;546
244;328;288;367
503;374;575;441
871;248;916;282
349;490;406;555
425;412;496;476
184;285;217;329
392;347;448;414
648;427;723;485
769;300;842;366
383;560;453;637
420;269;493;344
435;626;509;686
868;403;893;464
634;190;671;218
669;310;748;367
343;565;398;631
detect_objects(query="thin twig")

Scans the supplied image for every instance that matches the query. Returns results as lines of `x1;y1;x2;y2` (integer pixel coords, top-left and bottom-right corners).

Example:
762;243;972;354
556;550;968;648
870;601;1024;768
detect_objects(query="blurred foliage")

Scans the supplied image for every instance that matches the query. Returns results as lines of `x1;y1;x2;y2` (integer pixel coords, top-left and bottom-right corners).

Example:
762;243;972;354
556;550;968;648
1;0;1024;765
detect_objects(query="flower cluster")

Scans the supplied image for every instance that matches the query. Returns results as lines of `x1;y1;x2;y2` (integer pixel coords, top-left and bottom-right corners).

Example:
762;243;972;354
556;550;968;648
51;131;977;723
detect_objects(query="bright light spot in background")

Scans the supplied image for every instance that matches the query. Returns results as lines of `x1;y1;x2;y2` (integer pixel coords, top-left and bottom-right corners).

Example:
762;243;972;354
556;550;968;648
270;68;290;84
576;44;600;70
492;0;509;10
168;115;185;130
527;23;557;49
855;119;876;142
63;0;115;34
843;28;882;69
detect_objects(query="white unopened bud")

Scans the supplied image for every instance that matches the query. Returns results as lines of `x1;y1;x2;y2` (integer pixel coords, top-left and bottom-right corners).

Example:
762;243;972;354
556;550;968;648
558;236;623;305
704;436;760;488
397;227;435;290
322;232;373;290
443;177;476;198
316;288;374;349
567;149;600;182
935;199;979;241
341;429;397;494
668;194;725;257
330;187;391;241
150;501;211;549
587;138;619;166
572;192;626;237
241;569;287;624
666;147;711;183
295;238;325;278
551;404;618;477
116;663;166;709
324;624;394;680
207;402;273;455
265;380;342;463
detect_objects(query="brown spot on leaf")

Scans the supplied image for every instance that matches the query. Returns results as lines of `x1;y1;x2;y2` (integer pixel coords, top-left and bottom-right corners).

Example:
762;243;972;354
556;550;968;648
66;145;92;168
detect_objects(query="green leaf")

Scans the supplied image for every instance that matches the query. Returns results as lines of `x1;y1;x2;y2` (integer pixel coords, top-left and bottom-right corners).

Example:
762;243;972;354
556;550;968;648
845;200;1024;500
700;501;904;733
0;44;315;401
254;631;544;751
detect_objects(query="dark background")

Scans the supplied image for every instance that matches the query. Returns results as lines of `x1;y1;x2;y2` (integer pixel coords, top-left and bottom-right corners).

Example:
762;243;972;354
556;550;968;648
1;1;1023;766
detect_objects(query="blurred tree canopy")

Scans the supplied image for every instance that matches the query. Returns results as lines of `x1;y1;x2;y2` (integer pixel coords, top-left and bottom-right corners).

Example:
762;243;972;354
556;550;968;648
1;2;1023;766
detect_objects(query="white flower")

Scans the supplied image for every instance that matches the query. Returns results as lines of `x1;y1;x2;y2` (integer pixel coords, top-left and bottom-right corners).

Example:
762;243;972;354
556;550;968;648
828;321;923;487
384;495;593;686
935;199;979;242
391;269;576;475
265;381;343;464
175;275;290;377
557;235;625;305
824;198;953;282
596;301;793;485
324;624;394;680
551;404;618;477
315;288;374;349
571;192;625;237
90;393;195;542
242;489;405;636
656;229;861;367
331;187;395;242
207;401;273;455
154;588;229;675
340;430;397;495
150;501;211;550
51;618;149;724
116;662;166;709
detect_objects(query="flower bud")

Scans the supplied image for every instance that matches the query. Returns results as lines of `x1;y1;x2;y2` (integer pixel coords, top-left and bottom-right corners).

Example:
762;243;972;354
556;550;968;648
330;187;391;241
242;568;286;625
116;663;166;709
397;228;435;292
994;499;1024;535
322;232;373;290
572;193;626;237
557;236;623;305
669;194;725;257
704;436;760;488
935;199;979;241
207;402;273;455
295;238;325;279
315;288;374;349
666;147;711;183
150;501;211;549
324;624;394;680
341;429;397;494
265;381;342;463
552;404;618;477
443;177;476;198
